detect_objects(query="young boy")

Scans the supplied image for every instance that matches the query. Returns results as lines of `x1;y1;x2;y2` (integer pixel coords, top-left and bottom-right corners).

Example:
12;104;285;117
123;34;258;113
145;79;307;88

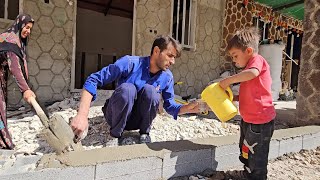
219;28;276;180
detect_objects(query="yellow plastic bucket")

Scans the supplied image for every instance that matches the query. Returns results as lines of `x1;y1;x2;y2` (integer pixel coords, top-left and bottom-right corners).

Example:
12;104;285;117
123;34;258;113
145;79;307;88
201;83;238;122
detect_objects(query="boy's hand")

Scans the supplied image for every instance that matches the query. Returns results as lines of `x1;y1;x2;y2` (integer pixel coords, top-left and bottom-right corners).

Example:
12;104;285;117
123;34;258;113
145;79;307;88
219;78;232;90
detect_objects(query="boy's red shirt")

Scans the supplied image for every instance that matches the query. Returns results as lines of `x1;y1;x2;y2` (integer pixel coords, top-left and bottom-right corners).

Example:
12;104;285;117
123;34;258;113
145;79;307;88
239;54;276;124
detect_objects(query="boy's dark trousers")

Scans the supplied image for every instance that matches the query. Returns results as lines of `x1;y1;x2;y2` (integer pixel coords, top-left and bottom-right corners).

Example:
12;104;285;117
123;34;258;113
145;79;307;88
239;119;274;180
102;83;160;138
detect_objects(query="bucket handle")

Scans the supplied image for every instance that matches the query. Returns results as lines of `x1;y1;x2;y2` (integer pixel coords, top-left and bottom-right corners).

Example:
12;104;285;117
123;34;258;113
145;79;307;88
225;87;233;102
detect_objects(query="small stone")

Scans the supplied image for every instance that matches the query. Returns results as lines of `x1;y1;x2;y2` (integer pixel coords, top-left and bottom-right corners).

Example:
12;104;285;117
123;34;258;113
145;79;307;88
189;176;199;180
201;168;215;177
18;107;26;111
196;174;206;179
211;172;225;180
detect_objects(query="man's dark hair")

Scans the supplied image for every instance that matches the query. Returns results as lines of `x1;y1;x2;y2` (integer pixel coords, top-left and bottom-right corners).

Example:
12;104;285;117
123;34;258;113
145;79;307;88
150;35;182;58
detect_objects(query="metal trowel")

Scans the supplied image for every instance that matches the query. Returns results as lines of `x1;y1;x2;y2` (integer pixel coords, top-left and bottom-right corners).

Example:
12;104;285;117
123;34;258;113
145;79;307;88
29;97;84;154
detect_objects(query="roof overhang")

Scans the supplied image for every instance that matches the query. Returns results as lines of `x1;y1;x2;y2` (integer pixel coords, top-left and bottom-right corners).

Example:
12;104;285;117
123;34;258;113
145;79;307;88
255;0;304;20
77;0;134;19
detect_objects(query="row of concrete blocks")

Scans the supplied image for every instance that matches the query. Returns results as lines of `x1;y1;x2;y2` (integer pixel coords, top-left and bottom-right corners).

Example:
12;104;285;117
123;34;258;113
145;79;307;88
1;126;320;180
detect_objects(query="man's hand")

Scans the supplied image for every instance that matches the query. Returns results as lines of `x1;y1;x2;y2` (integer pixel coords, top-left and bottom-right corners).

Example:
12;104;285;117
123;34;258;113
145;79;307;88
186;100;200;113
70;89;93;142
179;100;200;115
219;78;232;90
23;89;36;104
70;114;89;142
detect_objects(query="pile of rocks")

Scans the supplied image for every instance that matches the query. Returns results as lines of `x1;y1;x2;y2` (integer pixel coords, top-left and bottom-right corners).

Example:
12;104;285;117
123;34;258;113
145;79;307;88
6;97;240;154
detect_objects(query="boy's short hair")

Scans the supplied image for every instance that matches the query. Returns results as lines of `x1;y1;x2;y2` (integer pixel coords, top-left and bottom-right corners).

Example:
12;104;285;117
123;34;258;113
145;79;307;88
151;35;182;58
226;27;260;53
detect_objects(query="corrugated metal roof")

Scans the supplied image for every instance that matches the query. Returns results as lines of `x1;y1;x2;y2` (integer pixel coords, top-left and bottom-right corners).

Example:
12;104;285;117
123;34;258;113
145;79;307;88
255;0;304;20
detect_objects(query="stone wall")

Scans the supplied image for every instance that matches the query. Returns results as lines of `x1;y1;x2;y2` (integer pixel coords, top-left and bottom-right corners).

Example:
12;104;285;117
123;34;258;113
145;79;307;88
296;0;320;125
135;0;225;97
0;19;14;34
135;0;172;56
6;0;75;108
221;0;303;81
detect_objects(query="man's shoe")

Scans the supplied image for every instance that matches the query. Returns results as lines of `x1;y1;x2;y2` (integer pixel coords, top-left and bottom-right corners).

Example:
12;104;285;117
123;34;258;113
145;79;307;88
139;134;151;144
105;134;119;147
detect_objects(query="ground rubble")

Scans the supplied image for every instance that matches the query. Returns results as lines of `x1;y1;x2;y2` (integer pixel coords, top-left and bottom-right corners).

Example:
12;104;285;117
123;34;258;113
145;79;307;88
0;97;240;175
170;147;320;180
0;98;300;177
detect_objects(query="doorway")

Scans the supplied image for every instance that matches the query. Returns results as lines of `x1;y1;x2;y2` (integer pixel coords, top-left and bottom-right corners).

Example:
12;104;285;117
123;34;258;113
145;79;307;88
285;28;303;91
74;0;134;90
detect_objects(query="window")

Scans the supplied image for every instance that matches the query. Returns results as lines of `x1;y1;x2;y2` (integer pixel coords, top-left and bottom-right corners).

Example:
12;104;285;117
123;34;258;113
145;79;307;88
0;0;19;20
172;0;197;49
252;17;269;41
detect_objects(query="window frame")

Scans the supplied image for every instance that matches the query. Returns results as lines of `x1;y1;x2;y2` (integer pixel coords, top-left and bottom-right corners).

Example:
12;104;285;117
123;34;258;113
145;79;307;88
170;0;197;50
0;0;23;21
252;16;269;41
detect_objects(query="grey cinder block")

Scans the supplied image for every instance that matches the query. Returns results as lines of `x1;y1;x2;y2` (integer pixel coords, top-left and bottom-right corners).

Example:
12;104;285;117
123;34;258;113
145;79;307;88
279;136;303;156
163;149;212;167
162;158;211;178
95;157;162;180
1;166;95;180
302;132;320;150
268;140;280;160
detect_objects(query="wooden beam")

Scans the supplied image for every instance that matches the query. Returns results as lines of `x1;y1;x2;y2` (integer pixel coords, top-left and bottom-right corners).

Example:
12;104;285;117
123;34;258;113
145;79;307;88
104;0;113;16
273;0;304;11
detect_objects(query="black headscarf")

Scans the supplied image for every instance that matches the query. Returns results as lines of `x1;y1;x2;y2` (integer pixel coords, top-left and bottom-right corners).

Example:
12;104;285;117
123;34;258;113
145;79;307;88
0;14;34;79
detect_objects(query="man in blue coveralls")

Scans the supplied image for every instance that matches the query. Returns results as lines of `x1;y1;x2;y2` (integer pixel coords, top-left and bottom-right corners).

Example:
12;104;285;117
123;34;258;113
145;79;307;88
70;35;200;146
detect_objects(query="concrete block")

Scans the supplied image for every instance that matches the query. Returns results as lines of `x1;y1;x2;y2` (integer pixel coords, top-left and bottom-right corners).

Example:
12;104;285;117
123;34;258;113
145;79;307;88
272;126;320;140
0;166;95;180
0;150;15;160
302;132;320;150
279;136;303;156
163;149;212;167
13;155;42;167
108;168;162;180
212;144;240;170
1;156;41;175
214;144;239;158
95;157;162;179
0;160;5;167
162;158;211;178
214;153;242;171
268;140;280;160
0;158;15;174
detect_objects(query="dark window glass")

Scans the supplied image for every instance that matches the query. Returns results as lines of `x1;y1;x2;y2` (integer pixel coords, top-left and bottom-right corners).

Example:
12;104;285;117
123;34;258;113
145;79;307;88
0;0;5;18
8;0;19;20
